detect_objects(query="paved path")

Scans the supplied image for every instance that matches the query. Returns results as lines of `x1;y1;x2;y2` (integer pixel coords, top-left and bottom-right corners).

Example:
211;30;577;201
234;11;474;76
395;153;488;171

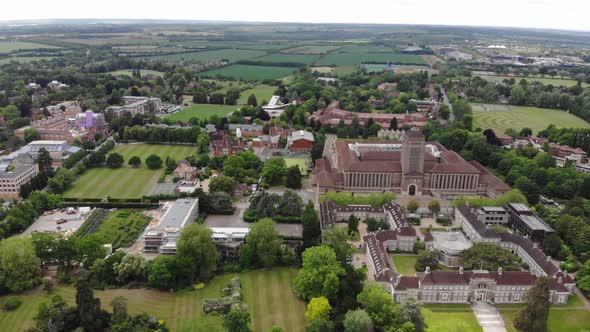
471;301;507;332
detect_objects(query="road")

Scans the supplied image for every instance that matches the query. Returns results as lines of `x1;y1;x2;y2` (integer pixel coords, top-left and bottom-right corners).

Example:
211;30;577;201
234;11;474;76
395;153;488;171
440;86;455;122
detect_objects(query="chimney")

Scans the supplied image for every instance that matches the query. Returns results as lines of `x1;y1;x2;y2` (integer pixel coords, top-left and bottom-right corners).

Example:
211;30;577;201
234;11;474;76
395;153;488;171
498;267;503;275
459;266;464;274
547;256;552;262
425;266;430;274
396;274;402;285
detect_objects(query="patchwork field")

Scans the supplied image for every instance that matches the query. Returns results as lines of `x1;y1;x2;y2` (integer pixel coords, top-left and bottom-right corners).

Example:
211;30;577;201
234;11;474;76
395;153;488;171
146;49;267;63
423;309;482;332
201;64;296;81
108;69;164;77
318;52;426;66
254;53;319;65
391;254;418;275
166;104;238;122
63;144;197;199
0;41;59;52
476;74;589;88
0;268;304;332
472;104;590;134
280;45;340;54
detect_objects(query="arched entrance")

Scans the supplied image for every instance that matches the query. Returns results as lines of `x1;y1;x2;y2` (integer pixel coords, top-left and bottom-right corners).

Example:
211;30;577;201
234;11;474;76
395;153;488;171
408;184;416;196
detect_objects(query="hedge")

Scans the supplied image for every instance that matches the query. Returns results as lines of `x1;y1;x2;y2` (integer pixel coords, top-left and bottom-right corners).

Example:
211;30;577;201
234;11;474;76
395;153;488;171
243;209;302;223
61;202;159;209
208;209;234;215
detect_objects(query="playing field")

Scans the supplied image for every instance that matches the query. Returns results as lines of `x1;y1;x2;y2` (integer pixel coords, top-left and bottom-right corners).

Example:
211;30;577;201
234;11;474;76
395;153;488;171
424;309;482;332
285;157;309;175
391;255;417;275
477;74;589;88
166;104;238;122
146;49;267;63
0;41;59;52
108;69;164;77
63;144;197;199
238;84;277;105
318;52;425;66
201;64;297;81
0;268;304;332
473;104;590;134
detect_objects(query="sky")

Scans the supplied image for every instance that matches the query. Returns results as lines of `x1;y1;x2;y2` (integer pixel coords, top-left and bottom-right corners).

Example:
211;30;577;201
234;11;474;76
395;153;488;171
0;0;589;32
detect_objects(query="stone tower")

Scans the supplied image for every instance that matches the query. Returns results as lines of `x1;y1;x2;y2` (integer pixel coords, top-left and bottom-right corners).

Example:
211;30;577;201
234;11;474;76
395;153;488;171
401;130;425;174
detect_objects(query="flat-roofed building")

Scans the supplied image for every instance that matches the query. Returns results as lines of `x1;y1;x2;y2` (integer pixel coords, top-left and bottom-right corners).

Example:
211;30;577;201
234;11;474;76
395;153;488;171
477;206;509;226
0;154;39;199
504;203;554;242
3;140;81;167
143;199;199;254
210;227;250;258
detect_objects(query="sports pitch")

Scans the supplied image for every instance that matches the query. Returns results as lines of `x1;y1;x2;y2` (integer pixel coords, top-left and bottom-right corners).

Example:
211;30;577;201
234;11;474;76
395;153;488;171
472;103;590;134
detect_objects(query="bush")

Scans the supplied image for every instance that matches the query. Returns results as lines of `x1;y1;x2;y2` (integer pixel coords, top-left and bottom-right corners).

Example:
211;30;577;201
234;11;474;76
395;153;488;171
4;297;22;311
42;279;54;293
408;217;421;226
436;217;452;226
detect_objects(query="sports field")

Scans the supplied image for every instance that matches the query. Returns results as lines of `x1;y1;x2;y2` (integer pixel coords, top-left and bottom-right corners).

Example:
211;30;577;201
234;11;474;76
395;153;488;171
391;254;417;275
201;64;297;81
0;268;304;332
63;144;197;199
477;74;589;88
472;104;590;134
238;84;277;104
146;49;267;63
0;41;59;52
166;104;238;122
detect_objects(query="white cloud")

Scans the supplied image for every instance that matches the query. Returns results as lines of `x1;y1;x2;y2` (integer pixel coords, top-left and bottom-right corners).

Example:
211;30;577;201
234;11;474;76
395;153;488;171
0;0;589;31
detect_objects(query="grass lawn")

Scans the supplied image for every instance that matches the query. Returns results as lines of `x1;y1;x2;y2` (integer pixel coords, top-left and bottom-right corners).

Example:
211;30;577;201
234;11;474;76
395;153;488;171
391;255;417;275
63;144;197;199
108;69;164;77
201;64;297;81
165;104;238;122
0;41;59;52
473;104;590;134
238;84;277;105
146;49;267;63
92;209;151;248
501;309;590;332
423;309;482;332
476;74;589;88
496;291;586;309
284;157;309;175
0;268;303;332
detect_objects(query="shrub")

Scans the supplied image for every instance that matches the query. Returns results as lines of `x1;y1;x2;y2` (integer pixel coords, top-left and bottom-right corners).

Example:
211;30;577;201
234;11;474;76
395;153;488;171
3;297;22;311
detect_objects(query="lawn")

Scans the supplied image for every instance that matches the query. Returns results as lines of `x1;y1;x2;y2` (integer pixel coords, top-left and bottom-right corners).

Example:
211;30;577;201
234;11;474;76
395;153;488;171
473;104;590;134
0;41;59;52
63;144;197;199
108;69;164;77
146;49;267;63
391;255;417;275
92;209;151;248
165;104;238;122
318;52;425;66
423;309;482;332
201;64;297;81
284;157;309;175
238;84;277;105
0;268;304;332
254;53;320;65
476;74;589;88
501;309;590;332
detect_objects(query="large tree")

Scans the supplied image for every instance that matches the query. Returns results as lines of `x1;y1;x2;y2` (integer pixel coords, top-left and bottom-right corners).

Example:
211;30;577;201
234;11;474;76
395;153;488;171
343;309;372;332
285;165;303;189
513;277;550;332
209;175;237;195
196;132;210;154
106;152;124;168
239;218;282;268
145;154;163;169
357;283;398;331
0;236;40;292
261;157;287;185
128;156;141;168
459;243;522;271
322;227;355;265
305;296;331;322
223;304;251;332
177;224;219;279
76;279;110;332
302;201;321;248
294;245;345;301
398;297;426;332
415;250;440;272
278;189;304;216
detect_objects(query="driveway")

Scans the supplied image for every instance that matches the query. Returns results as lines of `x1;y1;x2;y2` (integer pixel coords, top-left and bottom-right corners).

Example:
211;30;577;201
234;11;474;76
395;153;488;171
471;302;507;332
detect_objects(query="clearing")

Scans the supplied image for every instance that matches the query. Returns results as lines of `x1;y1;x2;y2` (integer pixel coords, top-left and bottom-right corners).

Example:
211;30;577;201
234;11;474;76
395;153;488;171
472;104;590;134
0;267;305;332
63;144;196;199
166;104;238;122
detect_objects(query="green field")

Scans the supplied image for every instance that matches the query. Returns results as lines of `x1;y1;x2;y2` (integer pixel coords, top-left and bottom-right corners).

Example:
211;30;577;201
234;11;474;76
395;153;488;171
0;56;55;65
238;84;277;104
63;144;197;199
0;41;59;52
201;64;297;81
473;104;590;134
477;74;589;88
501;309;590;332
166;104;238;122
391;255;418;275
280;45;340;54
423;309;482;332
146;49;267;63
0;268;304;332
254;53;319;65
284;158;309;175
318;52;425;66
92;209;151;248
108;69;164;77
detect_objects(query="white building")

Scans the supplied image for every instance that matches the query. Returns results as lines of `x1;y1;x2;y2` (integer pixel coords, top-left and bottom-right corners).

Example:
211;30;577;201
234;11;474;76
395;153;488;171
143;199;199;254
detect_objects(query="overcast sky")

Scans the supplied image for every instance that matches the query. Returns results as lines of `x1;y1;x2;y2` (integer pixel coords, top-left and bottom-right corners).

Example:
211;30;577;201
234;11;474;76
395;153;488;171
1;0;588;32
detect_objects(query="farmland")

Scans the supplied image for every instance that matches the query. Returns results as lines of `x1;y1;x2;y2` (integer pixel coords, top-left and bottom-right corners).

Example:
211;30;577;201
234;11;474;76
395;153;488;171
0;268;305;332
0;41;59;52
472;104;590;134
166;104;238;122
279;45;340;54
63;144;197;199
254;53;320;65
0;56;55;65
318;52;426;66
476;74;589;88
145;49;267;63
201;64;297;81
